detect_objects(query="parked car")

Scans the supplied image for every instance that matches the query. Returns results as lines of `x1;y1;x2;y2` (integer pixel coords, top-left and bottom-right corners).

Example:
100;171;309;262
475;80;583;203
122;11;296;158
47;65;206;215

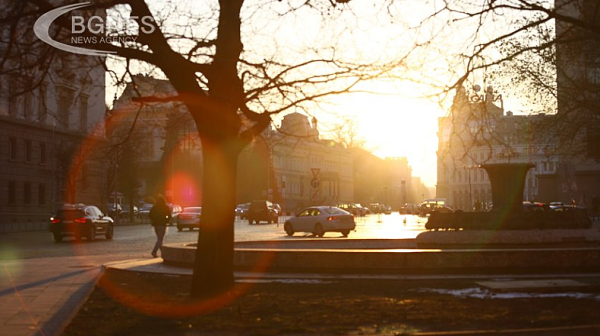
120;204;139;218
549;202;564;210
168;204;183;225
107;203;122;218
272;203;282;216
138;203;153;218
399;203;419;215
49;204;114;243
177;206;202;231
247;200;278;224
337;203;367;216
236;203;250;219
523;201;548;211
284;206;355;237
551;204;584;212
369;203;383;214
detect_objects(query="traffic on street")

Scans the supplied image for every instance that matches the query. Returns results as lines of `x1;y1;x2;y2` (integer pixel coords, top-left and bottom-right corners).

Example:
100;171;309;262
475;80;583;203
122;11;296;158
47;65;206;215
0;213;427;261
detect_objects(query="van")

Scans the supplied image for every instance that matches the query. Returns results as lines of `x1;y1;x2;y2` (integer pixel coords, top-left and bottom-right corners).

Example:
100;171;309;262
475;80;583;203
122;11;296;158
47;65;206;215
247;200;278;224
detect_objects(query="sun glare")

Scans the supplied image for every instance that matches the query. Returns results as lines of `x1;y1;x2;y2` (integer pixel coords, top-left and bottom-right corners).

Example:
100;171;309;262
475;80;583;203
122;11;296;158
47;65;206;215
324;82;443;187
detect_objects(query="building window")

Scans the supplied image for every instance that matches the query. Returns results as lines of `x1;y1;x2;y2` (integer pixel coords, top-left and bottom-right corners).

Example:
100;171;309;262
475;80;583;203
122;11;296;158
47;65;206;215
8;181;16;205
24;182;31;205
9;137;17;160
56;86;75;128
8;76;20;118
40;142;47;164
81;164;88;189
23;89;33;121
39;184;46;205
79;95;88;132
38;83;48;123
25;140;32;162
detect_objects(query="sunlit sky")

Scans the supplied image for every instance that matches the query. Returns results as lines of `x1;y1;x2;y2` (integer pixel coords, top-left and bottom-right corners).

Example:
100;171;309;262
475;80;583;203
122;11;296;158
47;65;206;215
106;0;540;189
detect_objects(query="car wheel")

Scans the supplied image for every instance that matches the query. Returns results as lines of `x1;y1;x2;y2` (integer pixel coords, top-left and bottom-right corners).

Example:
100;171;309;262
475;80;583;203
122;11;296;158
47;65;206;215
105;225;114;239
341;230;350;237
87;227;96;241
284;222;294;236
177;226;183;232
52;232;63;243
314;223;324;238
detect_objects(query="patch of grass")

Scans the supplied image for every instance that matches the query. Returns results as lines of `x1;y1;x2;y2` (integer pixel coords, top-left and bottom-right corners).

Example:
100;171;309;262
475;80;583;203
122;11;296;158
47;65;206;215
62;271;600;336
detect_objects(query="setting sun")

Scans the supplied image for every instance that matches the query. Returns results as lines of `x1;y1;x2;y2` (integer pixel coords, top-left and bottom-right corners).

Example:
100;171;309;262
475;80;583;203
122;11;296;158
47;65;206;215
321;82;444;187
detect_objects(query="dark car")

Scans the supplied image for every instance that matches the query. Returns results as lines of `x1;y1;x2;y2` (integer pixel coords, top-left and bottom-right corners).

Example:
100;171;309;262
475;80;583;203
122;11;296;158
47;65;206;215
49;204;114;243
120;204;139;218
523;201;548;211
236;203;250;219
138;203;153;218
107;203;122;218
247;200;278;224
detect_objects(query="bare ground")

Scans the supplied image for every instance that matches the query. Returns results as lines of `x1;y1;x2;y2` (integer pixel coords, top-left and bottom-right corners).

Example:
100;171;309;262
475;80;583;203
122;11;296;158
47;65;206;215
62;270;600;336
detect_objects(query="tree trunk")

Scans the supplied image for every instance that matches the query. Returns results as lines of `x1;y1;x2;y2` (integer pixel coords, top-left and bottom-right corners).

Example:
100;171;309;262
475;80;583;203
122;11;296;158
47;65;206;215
191;138;239;298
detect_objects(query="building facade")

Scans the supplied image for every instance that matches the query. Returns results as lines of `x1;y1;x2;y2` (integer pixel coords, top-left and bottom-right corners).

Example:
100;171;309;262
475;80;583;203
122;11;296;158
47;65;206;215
239;113;354;211
0;52;107;232
549;0;600;206
437;86;559;210
109;75;202;207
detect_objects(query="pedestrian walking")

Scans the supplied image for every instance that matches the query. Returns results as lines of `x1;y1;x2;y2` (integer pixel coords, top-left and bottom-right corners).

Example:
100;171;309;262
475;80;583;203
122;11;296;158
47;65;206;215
149;195;171;258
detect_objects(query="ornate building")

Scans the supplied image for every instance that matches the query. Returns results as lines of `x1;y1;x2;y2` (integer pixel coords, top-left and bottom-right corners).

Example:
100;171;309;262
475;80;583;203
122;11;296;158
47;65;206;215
109;75;202;207
239;113;354;211
437;86;558;210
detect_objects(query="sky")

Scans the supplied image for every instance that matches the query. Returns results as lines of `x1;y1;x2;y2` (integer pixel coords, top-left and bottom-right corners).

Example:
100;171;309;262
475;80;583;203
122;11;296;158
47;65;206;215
105;0;542;189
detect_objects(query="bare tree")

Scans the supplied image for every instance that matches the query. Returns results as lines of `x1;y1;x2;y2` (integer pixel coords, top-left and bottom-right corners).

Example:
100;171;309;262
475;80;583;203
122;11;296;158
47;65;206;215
411;0;599;158
329;116;368;150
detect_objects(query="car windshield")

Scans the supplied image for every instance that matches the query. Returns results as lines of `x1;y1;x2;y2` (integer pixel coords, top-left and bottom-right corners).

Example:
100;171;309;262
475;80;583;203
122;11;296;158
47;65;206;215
183;207;202;213
57;209;85;219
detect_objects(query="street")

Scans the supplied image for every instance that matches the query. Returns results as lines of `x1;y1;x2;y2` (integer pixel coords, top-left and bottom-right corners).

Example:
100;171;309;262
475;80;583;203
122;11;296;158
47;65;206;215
0;213;427;262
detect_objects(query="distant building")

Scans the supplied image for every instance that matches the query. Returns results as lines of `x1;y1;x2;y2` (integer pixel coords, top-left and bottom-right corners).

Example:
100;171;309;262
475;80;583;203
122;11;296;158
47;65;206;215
238;113;354;211
550;0;600;205
351;148;422;208
0;51;106;232
109;75;202;206
437;86;558;210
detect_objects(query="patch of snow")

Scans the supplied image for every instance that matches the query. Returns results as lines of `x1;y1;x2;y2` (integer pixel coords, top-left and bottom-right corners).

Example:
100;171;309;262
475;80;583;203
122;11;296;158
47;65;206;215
416;287;600;300
236;279;333;284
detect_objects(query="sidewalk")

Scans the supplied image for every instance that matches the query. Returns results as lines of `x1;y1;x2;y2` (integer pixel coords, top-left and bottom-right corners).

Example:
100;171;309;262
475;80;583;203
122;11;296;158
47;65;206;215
0;254;130;336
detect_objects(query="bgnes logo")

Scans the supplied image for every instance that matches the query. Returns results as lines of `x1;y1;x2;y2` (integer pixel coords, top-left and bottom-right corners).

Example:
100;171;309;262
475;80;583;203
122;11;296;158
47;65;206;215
34;2;155;56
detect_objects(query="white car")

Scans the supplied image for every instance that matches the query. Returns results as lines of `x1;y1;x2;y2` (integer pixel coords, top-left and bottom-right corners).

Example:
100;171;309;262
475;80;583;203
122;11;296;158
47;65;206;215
283;206;356;237
176;207;202;231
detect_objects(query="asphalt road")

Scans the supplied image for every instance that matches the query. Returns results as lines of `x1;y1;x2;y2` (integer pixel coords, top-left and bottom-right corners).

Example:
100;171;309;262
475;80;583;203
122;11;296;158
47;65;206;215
0;213;427;262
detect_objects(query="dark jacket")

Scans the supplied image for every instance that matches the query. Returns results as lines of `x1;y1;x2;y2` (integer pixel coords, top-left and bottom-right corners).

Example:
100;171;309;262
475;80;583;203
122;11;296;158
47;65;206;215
149;201;171;226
